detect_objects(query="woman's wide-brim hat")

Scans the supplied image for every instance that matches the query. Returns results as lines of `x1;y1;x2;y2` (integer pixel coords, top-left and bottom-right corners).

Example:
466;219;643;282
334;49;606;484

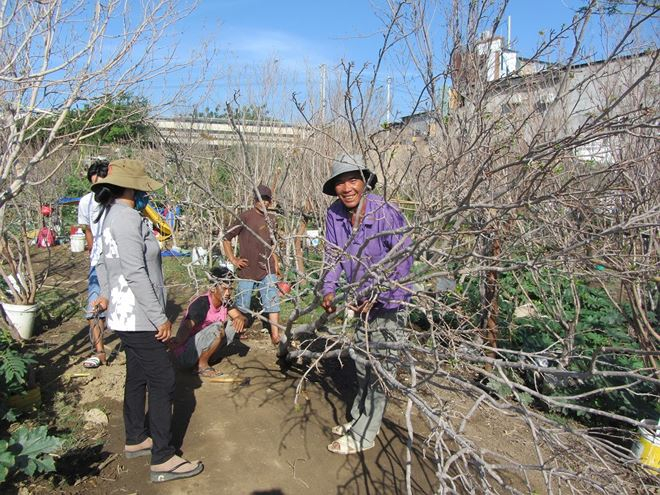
322;154;377;196
92;159;163;192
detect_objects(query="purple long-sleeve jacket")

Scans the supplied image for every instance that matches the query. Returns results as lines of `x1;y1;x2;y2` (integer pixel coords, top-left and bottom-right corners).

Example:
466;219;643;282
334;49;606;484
322;193;413;311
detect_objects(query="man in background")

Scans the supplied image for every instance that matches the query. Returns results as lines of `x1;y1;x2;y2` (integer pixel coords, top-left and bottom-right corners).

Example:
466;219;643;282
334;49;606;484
78;157;110;368
223;185;285;352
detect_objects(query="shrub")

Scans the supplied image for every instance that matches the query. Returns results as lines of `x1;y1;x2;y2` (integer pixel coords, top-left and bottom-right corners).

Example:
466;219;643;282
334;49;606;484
0;331;62;484
0;331;36;397
462;270;658;424
0;426;62;483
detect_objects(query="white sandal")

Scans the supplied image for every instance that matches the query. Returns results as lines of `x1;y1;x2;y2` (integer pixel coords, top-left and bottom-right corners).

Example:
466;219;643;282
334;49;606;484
327;435;374;455
83;355;102;368
331;421;354;436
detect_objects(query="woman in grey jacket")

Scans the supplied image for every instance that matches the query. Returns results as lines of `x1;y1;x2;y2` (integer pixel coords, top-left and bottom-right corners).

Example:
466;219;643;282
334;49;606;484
92;159;203;483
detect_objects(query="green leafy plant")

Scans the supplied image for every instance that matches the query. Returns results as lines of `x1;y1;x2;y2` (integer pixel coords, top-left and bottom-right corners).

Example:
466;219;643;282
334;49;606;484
0;440;13;483
30;94;152;147
462;269;658;424
0;426;62;483
0;331;36;396
0;330;62;484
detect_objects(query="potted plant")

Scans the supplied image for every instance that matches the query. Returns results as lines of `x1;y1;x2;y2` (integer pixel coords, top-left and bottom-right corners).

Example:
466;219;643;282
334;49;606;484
0;225;40;341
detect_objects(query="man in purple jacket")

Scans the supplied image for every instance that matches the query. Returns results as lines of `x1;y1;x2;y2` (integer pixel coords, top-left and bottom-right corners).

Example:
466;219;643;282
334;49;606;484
321;154;413;455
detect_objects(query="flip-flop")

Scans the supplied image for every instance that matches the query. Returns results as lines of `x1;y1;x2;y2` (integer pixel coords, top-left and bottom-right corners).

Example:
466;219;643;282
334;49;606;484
83;356;102;368
150;460;204;483
327;435;374;455
124;437;152;458
195;367;223;378
125;447;151;459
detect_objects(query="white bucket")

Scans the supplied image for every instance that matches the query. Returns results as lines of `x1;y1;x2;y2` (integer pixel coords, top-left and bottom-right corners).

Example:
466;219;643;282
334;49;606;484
632;419;660;473
306;229;320;247
70;233;85;253
191;247;208;266
2;302;38;339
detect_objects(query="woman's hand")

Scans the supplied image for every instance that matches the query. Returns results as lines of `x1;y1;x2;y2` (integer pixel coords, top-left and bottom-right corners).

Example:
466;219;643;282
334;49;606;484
91;297;108;313
155;320;172;341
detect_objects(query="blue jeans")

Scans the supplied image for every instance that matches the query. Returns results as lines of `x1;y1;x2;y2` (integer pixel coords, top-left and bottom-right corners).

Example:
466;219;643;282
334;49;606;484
86;266;106;319
235;274;280;314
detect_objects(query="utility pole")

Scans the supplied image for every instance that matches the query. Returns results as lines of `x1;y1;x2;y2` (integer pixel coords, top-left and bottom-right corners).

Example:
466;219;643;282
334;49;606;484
386;76;392;124
320;64;327;123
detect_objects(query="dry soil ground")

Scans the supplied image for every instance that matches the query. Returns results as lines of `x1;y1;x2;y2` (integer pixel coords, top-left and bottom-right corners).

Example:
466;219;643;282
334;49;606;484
8;246;446;495
12;240;654;495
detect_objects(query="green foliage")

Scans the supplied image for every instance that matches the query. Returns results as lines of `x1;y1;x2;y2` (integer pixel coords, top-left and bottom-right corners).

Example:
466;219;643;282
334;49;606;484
8;426;62;477
0;330;62;484
0;426;62;483
189;103;278;122
65;94;151;144
58;171;90;226
462;270;658;424
29;94;151;147
62;172;89;200
0;331;36;396
0;440;13;483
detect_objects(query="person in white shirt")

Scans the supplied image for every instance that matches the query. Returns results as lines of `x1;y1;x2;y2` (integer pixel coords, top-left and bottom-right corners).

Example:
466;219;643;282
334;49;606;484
77;158;110;368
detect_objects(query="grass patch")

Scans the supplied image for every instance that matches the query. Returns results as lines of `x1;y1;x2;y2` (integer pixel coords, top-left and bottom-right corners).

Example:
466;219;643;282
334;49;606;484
280;284;324;325
36;287;81;329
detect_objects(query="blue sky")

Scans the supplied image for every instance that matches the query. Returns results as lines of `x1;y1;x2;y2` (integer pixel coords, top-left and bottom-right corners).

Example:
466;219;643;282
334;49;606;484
158;1;615;119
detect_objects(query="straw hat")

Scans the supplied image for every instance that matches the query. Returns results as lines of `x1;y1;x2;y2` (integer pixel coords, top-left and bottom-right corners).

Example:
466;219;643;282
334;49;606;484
92;159;163;192
322;154;377;196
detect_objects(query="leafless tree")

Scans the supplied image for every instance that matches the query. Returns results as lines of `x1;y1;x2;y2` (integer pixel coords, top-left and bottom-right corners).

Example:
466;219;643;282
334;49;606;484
72;1;658;492
273;1;658;493
0;0;198;337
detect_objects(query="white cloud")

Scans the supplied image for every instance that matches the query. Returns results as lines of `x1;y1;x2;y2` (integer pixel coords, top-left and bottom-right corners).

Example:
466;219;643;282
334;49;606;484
219;26;330;73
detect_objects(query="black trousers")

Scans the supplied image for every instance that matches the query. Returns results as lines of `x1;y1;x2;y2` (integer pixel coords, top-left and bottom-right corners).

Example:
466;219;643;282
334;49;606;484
116;331;176;465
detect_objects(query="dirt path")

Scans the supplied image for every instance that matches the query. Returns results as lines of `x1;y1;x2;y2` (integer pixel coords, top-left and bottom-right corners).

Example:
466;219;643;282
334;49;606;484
25;246;438;495
18;246;560;494
38;326;438;495
108;341;437;495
